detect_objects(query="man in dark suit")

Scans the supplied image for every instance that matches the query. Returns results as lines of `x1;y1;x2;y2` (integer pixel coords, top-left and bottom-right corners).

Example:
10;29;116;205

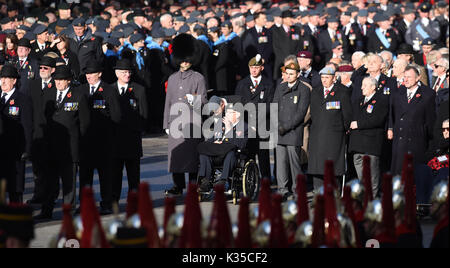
69;18;104;81
396;8;416;45
241;12;274;81
30;25;51;61
317;17;350;66
15;38;39;96
0;64;33;203
297;51;321;89
367;13;399;54
349;9;372;52
234;55;274;180
308;66;353;193
272;62;310;200
27;56;56;205
272;11;311;81
198;100;248;192
110;59;148;203
388;65;436;175
77;61;121;215
349;77;389;197
34;65;90;220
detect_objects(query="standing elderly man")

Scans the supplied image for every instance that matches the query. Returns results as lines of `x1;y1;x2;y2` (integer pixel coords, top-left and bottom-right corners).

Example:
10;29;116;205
349;77;389;197
110;59;148;203
431;58;449;93
389;65;436;176
0;64;32;203
164;34;207;197
297;51;321;89
308;66;352;193
272;61;310;201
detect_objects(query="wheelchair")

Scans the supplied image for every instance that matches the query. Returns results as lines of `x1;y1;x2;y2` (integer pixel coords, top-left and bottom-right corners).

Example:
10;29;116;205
197;149;261;205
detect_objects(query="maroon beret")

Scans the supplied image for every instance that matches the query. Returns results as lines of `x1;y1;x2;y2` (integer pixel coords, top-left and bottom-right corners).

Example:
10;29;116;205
297;51;312;59
338;65;354;72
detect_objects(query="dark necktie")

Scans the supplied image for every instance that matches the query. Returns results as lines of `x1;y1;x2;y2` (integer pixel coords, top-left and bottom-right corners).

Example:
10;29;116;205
43;82;48;90
325;89;330;98
90;86;96;95
57;91;63;105
407;91;413;103
1;92;7;105
120;87;125;95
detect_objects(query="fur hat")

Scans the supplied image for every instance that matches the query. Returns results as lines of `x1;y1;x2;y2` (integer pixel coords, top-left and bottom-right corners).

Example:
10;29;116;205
172;33;197;67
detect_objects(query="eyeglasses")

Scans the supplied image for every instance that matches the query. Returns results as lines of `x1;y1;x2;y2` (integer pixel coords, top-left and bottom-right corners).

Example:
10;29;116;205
40;66;50;70
443;127;450;132
336;47;343;50
434;64;444;68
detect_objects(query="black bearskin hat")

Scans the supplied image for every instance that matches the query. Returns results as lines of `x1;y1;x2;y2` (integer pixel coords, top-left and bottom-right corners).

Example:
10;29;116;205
172;33;197;67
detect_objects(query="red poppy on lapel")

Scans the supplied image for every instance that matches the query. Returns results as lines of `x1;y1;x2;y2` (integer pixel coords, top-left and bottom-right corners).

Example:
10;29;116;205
91;37;95;41
386;32;390;37
67;92;72;98
330;91;335;96
99;87;103;92
262;31;266;36
416;93;421;98
372;100;376;104
381;80;386;84
25;61;29;66
48;83;52;88
9;99;14;105
129;88;133;92
291;28;295;32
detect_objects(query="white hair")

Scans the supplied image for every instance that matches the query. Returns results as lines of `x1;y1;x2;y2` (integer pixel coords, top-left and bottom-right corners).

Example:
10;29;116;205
160;13;173;24
437;57;449;71
352;51;365;60
363;76;378;89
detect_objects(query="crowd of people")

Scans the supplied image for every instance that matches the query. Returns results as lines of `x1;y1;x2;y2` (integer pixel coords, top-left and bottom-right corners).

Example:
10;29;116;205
0;0;448;248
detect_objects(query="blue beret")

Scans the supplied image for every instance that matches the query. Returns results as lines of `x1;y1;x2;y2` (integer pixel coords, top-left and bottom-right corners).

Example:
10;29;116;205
72;17;86;27
151;28;166;38
33;24;48;35
178;24;190;34
164;28;176;36
319;66;336;76
358;9;368;17
105;37;121;47
421;38;434;46
186;17;197;24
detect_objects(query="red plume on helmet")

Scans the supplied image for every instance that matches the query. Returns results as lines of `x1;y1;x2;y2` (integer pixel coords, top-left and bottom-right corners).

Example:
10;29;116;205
401;153;414;185
58;204;77;245
179;183;203;248
162;197;176;248
363;155;374;211
207;184;233;248
257;178;272;225
269;194;288;248
324;186;341;248
235;196;252;248
375;174;397;245
324;160;337;191
138;183;161;248
80;187;110;248
311;195;326;248
397;164;417;236
296;174;310;226
125;190;138;220
343;186;362;248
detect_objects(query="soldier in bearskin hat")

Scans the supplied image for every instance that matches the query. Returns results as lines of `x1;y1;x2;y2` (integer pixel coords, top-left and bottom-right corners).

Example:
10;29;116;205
163;33;207;196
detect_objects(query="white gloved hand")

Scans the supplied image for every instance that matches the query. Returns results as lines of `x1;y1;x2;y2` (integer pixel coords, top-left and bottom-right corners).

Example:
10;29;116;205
186;94;194;105
165;129;170;135
421;18;429;27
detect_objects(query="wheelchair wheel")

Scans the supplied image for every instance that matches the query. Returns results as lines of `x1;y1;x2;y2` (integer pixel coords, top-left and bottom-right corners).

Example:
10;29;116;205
242;159;260;201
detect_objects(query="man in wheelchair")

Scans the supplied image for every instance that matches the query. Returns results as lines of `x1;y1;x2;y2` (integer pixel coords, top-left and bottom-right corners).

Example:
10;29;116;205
197;98;248;193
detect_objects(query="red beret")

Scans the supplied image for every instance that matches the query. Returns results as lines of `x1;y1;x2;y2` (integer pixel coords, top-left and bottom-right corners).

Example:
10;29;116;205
297;51;312;59
338;65;354;72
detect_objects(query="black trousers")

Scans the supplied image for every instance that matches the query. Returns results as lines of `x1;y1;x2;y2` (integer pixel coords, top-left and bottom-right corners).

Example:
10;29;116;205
30;160;48;202
173;172;198;189
79;158;112;209
248;138;271;179
312;174;344;195
199;151;237;181
111;158;140;202
0;157;25;203
42;161;77;213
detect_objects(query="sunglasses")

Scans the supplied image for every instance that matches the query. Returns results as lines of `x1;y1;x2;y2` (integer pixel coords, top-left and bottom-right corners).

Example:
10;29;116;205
40;66;51;70
443;127;450;132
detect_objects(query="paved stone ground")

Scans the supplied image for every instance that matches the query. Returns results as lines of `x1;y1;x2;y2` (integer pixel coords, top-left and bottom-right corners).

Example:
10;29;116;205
28;135;437;248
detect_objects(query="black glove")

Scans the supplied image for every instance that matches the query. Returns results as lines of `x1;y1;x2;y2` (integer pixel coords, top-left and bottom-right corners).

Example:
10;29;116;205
279;126;287;136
